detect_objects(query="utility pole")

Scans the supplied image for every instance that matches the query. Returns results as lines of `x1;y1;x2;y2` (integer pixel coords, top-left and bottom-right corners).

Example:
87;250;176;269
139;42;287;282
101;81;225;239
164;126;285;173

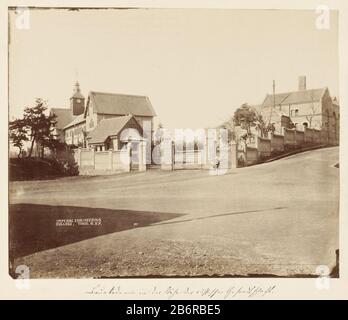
268;80;275;125
273;80;276;107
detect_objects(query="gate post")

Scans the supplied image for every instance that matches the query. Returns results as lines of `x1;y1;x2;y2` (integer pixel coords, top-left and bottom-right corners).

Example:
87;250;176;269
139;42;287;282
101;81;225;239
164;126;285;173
161;136;174;170
205;129;217;170
127;141;132;172
229;142;238;169
138;140;147;172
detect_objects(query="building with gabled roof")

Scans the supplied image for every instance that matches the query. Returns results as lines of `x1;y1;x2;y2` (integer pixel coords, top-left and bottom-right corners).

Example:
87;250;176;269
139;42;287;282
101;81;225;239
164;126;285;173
50;82;156;151
262;88;326;109
260;76;339;145
87;91;156;118
87;115;144;150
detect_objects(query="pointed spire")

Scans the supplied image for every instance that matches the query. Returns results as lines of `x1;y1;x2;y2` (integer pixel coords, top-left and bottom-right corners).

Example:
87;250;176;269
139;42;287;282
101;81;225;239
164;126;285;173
74;81;81;93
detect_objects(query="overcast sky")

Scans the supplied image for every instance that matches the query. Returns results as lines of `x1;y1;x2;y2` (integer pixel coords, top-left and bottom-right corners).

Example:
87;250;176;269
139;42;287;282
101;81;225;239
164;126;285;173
9;8;339;129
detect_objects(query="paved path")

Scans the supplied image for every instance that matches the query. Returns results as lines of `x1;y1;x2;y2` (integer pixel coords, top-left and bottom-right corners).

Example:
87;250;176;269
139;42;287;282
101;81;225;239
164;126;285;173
10;147;339;278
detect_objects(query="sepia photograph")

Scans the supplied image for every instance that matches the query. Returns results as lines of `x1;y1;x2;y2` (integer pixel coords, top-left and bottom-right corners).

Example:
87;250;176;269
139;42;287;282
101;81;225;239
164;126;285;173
7;6;340;280
5;3;342;286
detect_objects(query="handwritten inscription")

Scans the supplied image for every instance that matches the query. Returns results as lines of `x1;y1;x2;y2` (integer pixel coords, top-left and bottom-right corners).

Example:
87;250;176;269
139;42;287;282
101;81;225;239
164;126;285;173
86;284;277;299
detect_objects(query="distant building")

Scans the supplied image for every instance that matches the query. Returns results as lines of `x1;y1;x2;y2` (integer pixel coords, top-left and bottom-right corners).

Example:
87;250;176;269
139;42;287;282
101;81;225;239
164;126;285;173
260;76;339;145
50;82;156;151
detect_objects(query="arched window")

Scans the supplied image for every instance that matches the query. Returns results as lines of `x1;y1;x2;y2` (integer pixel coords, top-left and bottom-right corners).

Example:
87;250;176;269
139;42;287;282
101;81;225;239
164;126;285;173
303;122;308;128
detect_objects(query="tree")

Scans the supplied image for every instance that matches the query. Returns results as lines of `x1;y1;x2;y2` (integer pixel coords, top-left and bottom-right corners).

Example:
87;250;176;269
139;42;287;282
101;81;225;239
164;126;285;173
254;110;275;138
9;98;58;158
233;103;258;142
220;116;237;143
9;119;28;158
23;98;57;158
232;103;275;143
45;138;66;158
305;93;317;128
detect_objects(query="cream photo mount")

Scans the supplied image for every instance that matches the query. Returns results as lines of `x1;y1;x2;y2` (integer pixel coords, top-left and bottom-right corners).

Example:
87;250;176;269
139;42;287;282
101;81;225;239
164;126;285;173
0;0;347;300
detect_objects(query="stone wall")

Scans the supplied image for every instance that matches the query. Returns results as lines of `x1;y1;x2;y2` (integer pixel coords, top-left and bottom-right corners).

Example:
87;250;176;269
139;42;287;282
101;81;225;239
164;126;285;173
283;128;296;147
246;147;258;165
233;126;330;168
257;137;272;158
73;141;146;175
271;134;285;152
158;125;333;171
295;130;305;146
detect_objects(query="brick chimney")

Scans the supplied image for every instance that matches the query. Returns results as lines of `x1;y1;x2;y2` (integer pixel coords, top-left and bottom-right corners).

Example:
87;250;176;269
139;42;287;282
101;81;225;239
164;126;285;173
298;76;307;91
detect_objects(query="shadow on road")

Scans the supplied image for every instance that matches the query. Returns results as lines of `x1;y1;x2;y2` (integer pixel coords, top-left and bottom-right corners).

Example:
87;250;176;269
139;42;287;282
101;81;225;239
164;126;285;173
9;203;184;260
153;207;287;226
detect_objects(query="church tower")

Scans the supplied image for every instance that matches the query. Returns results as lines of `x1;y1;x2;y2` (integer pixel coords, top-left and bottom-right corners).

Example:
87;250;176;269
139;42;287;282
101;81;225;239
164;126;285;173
70;81;85;116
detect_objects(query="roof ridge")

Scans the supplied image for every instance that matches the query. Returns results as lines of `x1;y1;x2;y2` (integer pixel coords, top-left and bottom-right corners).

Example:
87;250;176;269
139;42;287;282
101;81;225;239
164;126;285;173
269;87;326;96
90;91;148;99
88;91;156;117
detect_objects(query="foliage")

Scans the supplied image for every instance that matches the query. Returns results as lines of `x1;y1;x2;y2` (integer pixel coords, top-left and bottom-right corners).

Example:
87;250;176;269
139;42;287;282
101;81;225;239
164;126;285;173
233;103;258;144
233;103;275;142
305;104;317;128
9;119;29;158
9;157;78;181
233;103;257;131
9;98;58;158
254;112;276;138
220;116;237;142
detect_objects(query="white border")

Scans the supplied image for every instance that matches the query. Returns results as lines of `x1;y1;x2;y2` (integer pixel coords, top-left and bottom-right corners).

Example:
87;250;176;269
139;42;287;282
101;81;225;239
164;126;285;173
1;0;347;300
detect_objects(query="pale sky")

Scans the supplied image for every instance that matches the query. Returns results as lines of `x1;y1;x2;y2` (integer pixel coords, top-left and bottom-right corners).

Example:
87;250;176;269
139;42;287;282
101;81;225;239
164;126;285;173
9;8;339;129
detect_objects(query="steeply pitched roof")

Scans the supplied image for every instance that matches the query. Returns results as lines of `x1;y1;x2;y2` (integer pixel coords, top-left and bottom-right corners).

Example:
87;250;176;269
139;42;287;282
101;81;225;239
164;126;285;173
88;91;156;117
87;115;139;144
50;108;74;129
63;114;86;130
262;88;327;108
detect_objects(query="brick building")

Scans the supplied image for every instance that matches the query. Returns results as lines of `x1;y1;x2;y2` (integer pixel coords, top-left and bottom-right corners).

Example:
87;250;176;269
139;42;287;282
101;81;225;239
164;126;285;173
50;82;156;151
260;76;339;145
